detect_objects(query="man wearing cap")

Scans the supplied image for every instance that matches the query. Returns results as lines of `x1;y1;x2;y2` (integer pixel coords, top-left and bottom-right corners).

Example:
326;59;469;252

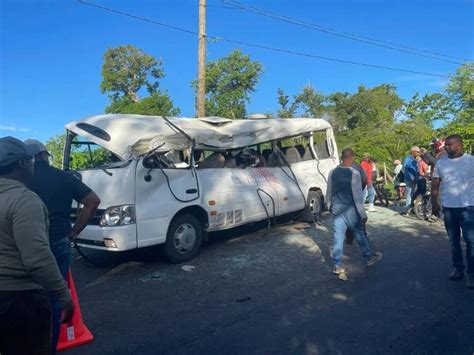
402;146;420;213
0;136;74;355
24;138;100;352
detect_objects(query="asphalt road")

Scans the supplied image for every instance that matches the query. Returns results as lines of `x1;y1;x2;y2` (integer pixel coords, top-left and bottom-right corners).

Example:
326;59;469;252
66;206;474;355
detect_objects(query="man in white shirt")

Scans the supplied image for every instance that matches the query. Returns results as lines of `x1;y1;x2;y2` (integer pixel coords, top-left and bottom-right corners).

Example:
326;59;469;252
432;135;474;289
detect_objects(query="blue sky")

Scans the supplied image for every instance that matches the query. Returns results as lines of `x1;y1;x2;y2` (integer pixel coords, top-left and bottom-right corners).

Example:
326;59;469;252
1;0;473;142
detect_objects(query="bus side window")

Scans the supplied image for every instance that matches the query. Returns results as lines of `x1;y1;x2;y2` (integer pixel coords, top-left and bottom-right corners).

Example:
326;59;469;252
313;132;330;159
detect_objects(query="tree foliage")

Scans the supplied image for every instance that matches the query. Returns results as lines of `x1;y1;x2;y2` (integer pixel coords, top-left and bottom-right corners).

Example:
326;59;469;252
45;134;66;169
196;50;263;118
101;45;180;116
328;84;404;131
277;88;298;118
445;62;474;124
277;85;325;118
404;92;451;127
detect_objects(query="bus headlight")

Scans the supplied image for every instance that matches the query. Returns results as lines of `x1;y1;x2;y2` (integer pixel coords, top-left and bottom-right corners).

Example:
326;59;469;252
100;205;136;227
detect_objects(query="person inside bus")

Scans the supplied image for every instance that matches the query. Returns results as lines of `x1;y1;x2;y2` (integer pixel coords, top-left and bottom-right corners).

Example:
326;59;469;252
197;152;225;169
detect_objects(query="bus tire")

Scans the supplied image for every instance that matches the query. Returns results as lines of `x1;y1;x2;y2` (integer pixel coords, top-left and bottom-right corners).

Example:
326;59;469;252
302;190;323;223
163;213;203;263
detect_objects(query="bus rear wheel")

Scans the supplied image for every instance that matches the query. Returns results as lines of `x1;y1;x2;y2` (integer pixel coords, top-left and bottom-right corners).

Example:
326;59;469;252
302;190;323;223
163;213;202;263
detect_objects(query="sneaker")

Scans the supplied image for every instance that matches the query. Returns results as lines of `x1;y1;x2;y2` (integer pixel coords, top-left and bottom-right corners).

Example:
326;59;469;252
449;269;464;281
366;252;382;266
333;266;346;275
368;207;376;212
466;274;474;289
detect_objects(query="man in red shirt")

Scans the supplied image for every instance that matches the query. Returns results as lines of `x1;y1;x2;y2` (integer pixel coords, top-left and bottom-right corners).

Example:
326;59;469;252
360;154;376;212
411;154;429;211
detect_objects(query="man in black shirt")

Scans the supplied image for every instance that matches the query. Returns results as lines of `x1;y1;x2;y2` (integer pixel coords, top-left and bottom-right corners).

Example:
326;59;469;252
25;139;100;353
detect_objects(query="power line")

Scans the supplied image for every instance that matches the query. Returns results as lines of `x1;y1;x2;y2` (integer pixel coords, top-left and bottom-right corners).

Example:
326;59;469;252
77;0;450;78
221;0;472;65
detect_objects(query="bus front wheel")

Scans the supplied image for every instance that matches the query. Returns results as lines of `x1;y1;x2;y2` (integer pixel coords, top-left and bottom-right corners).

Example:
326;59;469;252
163;213;203;263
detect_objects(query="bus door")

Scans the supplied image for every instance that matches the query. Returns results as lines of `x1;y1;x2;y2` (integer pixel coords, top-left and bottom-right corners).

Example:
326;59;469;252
134;151;199;247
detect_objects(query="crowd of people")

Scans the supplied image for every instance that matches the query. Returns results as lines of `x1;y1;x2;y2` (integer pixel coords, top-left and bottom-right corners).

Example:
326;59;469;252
326;135;473;286
392;137;447;215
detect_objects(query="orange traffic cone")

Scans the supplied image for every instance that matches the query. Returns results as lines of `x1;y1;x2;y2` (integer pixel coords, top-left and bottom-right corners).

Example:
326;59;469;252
57;270;94;352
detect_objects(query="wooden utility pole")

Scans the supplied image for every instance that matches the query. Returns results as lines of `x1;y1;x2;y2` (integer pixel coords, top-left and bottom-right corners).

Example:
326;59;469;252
197;0;206;117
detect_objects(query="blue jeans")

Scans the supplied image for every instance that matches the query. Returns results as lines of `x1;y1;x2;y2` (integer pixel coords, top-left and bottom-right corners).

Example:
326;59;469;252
405;182;416;207
363;185;375;205
50;238;71;354
332;206;372;267
443;206;474;275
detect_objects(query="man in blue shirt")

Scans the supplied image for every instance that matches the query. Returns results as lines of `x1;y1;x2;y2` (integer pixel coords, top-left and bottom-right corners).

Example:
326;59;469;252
403;146;420;212
326;148;382;280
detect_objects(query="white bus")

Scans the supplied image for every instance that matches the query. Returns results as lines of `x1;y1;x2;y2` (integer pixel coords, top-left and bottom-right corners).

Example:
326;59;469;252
63;114;339;262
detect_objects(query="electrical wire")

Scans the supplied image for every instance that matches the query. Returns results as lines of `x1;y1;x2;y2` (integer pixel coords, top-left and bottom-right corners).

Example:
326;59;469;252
221;0;472;64
76;0;450;78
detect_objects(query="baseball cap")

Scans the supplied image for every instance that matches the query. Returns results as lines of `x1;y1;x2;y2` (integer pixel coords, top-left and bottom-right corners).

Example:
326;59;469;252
24;139;50;156
0;136;33;167
410;146;420;153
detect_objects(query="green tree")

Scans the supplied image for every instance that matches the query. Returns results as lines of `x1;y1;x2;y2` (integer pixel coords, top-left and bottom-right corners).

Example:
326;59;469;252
45;134;66;169
196;50;263;118
404;92;451;127
276;88;298;118
294;84;325;117
445;62;474;124
101;45;180;116
329;84;404;130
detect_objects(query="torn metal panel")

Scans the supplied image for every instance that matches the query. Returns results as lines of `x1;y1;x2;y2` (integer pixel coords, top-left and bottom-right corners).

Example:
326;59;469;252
65;114;332;159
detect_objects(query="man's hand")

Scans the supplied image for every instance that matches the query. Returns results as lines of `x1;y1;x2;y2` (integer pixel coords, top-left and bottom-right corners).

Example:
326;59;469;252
66;229;78;241
60;299;75;323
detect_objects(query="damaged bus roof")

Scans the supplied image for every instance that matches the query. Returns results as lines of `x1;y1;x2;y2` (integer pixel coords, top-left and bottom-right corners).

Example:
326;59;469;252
65;114;332;159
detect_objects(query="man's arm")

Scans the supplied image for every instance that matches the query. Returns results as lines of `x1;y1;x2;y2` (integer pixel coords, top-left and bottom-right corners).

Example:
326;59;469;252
325;170;334;212
350;169;367;222
68;191;100;240
431;177;441;215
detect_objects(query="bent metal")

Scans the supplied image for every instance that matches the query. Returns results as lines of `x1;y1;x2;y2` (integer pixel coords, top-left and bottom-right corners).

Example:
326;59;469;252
63;114;339;263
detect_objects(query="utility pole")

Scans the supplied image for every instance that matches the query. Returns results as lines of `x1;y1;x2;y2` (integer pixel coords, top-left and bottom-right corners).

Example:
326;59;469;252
197;0;206;117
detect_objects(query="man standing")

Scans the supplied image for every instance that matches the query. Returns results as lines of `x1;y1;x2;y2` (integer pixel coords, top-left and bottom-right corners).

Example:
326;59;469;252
327;148;382;280
392;159;405;201
402;146;420;213
411;153;429;212
360;154;376;212
24;139;100;352
0;137;74;355
432;135;474;289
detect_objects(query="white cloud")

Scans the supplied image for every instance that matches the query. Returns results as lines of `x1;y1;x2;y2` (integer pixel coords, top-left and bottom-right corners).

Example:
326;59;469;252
0;125;31;132
394;75;448;88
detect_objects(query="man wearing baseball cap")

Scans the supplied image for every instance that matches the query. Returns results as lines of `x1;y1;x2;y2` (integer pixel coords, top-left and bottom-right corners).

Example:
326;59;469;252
0;136;74;355
24;138;100;353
